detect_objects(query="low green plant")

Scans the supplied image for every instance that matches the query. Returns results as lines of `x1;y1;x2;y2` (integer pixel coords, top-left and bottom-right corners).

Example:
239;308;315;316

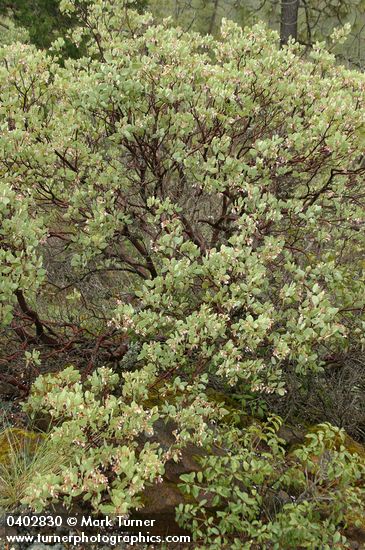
177;420;365;549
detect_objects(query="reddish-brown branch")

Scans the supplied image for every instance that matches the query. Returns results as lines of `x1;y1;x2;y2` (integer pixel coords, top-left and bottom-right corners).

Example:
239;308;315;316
0;373;28;393
15;290;59;347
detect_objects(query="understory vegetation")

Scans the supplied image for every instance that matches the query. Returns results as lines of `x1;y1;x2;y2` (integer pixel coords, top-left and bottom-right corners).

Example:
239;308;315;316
0;0;364;548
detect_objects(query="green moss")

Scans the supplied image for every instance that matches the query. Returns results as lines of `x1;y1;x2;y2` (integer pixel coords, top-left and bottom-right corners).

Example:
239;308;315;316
303;424;365;457
343;434;365;459
144;386;252;429
206;388;253;428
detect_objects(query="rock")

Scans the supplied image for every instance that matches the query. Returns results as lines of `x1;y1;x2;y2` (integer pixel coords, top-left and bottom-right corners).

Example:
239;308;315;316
164;442;205;483
141;480;186;515
344;434;365;459
136;420;203;517
134;418;222;535
345;526;365;547
277;424;305;447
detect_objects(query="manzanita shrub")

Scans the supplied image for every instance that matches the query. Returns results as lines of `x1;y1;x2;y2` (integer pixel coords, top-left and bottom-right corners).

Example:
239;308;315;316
22;366;164;514
22;366;227;514
0;14;29;46
0;0;364;542
1;0;364;387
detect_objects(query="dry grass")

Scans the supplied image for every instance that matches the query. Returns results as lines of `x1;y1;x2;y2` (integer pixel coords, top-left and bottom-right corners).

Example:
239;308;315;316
0;428;62;512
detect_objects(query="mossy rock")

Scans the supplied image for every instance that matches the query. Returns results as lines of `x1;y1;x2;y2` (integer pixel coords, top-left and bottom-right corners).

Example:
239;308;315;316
144;385;252;427
140;480;187;515
303;424;365;456
0;428;44;464
343;434;365;459
143;383;180;409
344;512;365;547
277;424;306;448
205;388;253;427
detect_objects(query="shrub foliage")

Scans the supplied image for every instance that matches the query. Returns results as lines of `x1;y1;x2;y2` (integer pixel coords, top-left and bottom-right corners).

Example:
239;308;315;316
0;0;364;544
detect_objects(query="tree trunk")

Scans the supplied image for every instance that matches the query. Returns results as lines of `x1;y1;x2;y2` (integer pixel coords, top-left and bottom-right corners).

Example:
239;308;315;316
208;0;219;35
280;0;300;45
